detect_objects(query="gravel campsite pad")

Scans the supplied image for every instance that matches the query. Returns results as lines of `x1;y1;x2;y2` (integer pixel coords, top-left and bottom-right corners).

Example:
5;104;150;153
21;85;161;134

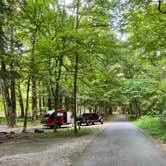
0;122;110;166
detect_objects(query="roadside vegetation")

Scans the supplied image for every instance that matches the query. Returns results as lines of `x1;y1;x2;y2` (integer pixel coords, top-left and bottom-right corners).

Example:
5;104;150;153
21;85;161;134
37;128;99;139
134;116;166;144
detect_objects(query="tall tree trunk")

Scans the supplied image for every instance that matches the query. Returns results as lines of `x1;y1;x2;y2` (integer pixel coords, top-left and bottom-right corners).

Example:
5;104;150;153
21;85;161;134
0;1;15;127
31;24;38;121
73;52;79;133
32;77;37;120
39;96;42;115
73;0;80;134
18;82;24;118
135;98;141;117
59;92;63;108
38;82;42;115
9;23;16;126
0;1;10;125
109;107;113;115
10;63;16;127
84;99;86;113
53;56;64;132
47;86;52;110
1;62;12;126
23;77;31;133
0;80;9;124
65;96;69;110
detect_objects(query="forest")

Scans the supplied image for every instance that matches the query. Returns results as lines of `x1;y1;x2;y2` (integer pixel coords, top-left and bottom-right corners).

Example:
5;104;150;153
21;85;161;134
0;0;166;133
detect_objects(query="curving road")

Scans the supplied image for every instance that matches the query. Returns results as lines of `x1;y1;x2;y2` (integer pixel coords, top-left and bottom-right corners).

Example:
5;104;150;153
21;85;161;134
73;115;166;166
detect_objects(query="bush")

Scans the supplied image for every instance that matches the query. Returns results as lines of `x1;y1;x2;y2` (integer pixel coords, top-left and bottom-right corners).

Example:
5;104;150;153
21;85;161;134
134;116;166;144
160;111;166;127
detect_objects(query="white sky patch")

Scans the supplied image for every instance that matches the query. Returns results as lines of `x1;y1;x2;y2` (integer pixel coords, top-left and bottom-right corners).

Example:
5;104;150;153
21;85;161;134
156;50;161;57
117;73;125;77
162;65;166;71
65;0;73;4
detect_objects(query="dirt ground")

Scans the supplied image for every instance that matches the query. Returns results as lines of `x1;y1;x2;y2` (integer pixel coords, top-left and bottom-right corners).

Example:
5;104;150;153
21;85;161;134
0;122;111;166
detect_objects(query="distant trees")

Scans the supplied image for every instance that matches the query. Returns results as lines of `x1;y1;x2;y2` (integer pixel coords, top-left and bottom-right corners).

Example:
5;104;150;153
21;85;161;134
119;1;166;117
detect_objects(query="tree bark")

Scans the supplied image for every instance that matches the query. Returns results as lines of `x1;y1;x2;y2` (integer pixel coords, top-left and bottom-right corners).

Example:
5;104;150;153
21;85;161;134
1;62;12;126
18;82;24;117
73;52;79;133
73;0;80;134
32;77;37;121
22;76;31;133
10;63;16;127
47;86;52;110
53;55;64;132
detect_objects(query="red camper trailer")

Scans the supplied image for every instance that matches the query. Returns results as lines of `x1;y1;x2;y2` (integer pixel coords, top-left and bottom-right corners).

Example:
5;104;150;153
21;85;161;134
41;109;72;128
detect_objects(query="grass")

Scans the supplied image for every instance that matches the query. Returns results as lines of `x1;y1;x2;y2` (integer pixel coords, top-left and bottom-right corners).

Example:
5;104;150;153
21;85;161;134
134;116;166;143
0;116;41;127
37;128;98;139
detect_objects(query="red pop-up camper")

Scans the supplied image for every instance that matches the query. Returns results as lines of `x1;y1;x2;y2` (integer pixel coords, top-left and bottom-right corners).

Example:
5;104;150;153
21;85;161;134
41;109;72;128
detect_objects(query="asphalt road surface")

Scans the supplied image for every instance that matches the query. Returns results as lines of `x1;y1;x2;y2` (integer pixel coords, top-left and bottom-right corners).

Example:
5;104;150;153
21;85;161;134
73;115;166;166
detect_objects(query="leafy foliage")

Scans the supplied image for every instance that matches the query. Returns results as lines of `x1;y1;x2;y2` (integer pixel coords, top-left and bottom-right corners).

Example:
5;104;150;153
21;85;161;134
134;116;166;143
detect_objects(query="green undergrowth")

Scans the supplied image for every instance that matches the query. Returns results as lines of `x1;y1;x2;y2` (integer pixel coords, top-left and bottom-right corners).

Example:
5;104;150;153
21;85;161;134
134;116;166;143
37;128;98;139
0;116;41;127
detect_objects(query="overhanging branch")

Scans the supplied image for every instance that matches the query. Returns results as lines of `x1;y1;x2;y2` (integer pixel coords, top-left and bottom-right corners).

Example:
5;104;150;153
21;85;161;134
158;0;166;14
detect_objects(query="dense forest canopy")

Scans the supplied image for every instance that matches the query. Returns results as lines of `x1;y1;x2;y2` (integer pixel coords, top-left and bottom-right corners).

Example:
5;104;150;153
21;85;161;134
0;0;165;130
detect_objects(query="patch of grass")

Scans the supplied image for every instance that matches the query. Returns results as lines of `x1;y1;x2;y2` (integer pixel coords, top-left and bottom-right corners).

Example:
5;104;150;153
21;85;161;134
37;128;98;139
134;116;166;143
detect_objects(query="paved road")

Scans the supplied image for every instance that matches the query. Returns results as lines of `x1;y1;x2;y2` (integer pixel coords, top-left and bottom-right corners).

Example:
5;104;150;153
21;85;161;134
73;115;166;166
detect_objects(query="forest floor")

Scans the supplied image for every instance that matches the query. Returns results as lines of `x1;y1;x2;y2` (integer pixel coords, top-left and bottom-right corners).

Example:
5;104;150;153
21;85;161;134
0;122;111;166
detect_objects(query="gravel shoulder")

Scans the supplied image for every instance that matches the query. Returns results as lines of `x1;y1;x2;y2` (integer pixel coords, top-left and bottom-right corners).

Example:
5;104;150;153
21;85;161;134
0;122;110;166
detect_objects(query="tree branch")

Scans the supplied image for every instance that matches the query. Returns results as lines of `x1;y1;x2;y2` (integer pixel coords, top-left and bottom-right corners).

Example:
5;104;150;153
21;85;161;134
158;0;166;14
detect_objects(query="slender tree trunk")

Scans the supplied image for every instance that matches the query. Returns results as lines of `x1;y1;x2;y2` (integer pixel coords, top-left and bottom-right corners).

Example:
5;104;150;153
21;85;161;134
18;82;24;117
39;96;42;115
59;92;63;108
42;96;45;110
23;77;31;133
73;52;79;133
73;0;80;134
10;63;16;126
0;80;9;124
84;99;86;113
30;0;39;121
109;107;113;115
53;56;64;132
38;82;42;115
65;96;69;110
0;2;10;125
1;62;12;126
135;98;141;117
31;24;38;121
47;86;52;110
32;77;37;120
